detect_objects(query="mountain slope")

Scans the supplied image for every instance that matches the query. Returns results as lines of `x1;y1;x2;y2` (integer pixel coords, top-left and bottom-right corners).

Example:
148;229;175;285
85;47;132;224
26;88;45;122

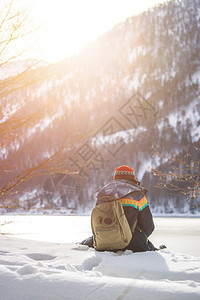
0;0;199;214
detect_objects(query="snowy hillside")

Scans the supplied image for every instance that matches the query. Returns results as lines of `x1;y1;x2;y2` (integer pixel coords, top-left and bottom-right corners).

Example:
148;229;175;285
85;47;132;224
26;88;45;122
0;0;199;214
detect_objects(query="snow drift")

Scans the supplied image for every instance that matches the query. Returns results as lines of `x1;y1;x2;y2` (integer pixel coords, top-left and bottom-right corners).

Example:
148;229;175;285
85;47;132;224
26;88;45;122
0;235;200;300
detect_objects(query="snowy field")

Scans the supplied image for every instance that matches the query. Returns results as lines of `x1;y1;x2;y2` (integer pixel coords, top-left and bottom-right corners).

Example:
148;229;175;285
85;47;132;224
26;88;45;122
0;216;200;299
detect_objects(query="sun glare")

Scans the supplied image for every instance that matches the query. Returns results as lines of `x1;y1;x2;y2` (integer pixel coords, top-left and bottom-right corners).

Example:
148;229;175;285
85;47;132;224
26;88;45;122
24;0;169;62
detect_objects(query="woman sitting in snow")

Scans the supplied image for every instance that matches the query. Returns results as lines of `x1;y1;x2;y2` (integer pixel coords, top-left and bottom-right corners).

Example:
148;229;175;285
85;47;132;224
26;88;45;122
81;165;159;252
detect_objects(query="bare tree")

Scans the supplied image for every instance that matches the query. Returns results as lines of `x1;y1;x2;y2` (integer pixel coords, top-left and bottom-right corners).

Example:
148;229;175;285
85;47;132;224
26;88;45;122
151;145;200;202
0;0;39;66
0;1;67;210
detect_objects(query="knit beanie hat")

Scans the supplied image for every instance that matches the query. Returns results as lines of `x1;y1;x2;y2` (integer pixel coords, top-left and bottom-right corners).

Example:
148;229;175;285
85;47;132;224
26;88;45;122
114;165;135;182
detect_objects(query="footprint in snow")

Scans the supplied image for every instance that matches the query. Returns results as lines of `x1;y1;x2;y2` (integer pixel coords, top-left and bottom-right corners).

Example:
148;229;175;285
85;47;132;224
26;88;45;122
71;244;89;251
17;264;38;276
65;262;78;272
79;256;102;271
25;253;56;261
0;250;9;255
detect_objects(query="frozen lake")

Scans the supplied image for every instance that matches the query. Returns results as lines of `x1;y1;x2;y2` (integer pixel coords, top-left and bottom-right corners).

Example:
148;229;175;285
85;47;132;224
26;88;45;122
0;216;200;257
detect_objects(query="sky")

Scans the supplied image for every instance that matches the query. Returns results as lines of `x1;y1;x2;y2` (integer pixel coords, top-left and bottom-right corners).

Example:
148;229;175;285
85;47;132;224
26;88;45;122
3;0;170;63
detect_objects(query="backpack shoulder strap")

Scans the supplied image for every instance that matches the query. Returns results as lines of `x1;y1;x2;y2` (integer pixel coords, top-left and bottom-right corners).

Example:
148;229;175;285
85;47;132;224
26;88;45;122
96;195;117;206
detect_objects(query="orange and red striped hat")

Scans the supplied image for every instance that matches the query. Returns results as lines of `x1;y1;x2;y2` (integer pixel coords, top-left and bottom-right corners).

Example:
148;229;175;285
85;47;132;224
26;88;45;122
114;165;135;182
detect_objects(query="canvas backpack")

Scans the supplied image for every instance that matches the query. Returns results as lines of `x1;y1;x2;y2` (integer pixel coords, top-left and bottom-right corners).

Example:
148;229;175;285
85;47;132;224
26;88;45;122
91;196;132;251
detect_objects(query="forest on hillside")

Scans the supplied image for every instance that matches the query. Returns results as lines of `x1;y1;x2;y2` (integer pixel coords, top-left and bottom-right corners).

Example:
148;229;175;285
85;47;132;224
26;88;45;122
0;0;199;214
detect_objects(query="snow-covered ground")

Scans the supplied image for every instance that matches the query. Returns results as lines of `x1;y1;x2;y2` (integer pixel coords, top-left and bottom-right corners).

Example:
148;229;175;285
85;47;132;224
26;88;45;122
0;216;200;299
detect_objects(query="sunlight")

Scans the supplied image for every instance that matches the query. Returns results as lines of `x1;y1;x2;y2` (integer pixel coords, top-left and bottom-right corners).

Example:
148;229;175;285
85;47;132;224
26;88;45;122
12;0;170;62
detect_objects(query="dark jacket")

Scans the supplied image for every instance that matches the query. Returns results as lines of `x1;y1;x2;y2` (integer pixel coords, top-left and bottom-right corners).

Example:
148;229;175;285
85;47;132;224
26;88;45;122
95;178;155;238
81;178;156;252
